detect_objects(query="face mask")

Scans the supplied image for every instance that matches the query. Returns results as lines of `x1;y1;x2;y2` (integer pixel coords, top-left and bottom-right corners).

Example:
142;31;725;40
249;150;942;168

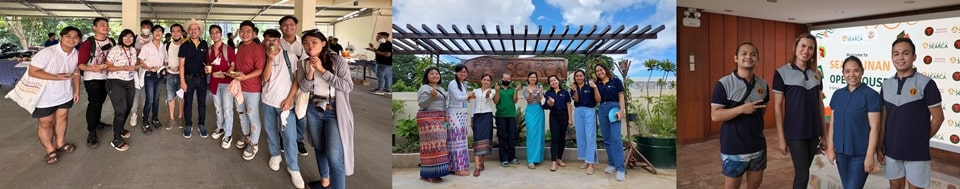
142;29;151;35
378;39;386;43
501;80;511;86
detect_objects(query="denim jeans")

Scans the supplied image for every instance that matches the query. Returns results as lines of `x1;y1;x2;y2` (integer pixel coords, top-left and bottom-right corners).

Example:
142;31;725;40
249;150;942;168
376;64;392;91
836;154;868;189
142;72;163;122
165;74;180;101
308;101;345;189
237;92;261;145
183;74;207;127
574;107;598;164
598;102;625;171
210;83;234;137
262;103;300;171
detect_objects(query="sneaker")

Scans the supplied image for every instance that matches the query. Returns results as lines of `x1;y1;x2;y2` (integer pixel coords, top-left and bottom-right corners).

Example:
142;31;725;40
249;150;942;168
220;136;233;150
373;91;386;95
212;128;224;140
604;166;616;174
183;125;192;139
368;89;380;94
297;142;308;156
141;121;153;135
242;144;259;160
287;168;305;189
236;135;249;149
177;118;184;129
501;161;509;167
511;159;520;164
616;171;625;181
383;90;392;95
86;133;99;148
269;155;282;171
129;113;138;127
198;125;209;138
97;122;111;130
166;119;175;130
152;119;163;129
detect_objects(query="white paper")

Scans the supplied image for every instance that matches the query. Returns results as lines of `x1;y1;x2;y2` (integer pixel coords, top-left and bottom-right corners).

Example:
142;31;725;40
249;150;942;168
176;89;184;99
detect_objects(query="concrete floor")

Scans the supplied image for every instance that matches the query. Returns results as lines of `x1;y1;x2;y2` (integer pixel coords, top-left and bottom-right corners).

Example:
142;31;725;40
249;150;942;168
0;82;391;188
678;129;960;189
392;160;676;189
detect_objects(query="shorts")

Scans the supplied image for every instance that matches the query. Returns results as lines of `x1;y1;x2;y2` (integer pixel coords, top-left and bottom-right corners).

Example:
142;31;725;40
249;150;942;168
720;149;767;178
884;156;930;188
165;74;180;101
32;101;73;118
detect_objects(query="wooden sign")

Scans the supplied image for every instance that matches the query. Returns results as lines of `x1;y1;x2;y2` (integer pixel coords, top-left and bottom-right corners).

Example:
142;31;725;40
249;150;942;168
461;56;568;83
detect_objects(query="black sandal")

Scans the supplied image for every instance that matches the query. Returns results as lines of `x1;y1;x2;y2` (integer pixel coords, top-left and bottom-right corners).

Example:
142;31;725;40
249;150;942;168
57;143;76;153
45;151;59;165
121;130;131;139
111;139;129;152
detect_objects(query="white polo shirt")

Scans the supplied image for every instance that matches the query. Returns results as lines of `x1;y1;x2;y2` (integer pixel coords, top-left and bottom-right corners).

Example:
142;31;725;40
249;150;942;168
31;44;78;108
279;36;307;60
138;41;166;69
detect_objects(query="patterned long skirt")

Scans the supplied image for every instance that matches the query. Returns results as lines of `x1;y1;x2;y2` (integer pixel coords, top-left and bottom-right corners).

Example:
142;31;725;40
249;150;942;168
417;111;450;179
447;107;470;172
472;112;493;156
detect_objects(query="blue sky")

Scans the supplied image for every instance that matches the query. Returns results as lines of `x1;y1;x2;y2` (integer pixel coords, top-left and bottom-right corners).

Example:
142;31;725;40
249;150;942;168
393;0;676;79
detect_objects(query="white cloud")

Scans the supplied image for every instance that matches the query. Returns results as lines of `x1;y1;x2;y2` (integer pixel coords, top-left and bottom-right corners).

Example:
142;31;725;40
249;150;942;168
545;0;657;25
537;16;547;20
394;0;536;28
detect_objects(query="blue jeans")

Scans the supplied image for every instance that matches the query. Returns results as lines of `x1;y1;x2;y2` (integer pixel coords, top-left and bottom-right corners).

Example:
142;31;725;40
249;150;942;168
237;92;262;145
308;103;345;189
142;72;163;122
262;104;300;171
837;154;868;189
210;84;234;137
165;74;180;101
598;102;625;171
574;107;598;164
376;64;392;91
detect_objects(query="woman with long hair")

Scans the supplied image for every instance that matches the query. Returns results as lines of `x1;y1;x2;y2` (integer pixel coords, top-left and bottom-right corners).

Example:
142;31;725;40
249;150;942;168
594;64;626;181
543;75;573;172
416;67;450;183
523;72;545;169
772;33;824;189
299;29;355;189
469;74;496;177
571;70;600;174
825;56;881;189
104;29;138;151
446;64;470;176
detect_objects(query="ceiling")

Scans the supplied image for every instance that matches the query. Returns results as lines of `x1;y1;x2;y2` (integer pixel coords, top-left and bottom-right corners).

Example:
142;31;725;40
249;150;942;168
678;0;960;24
0;0;392;23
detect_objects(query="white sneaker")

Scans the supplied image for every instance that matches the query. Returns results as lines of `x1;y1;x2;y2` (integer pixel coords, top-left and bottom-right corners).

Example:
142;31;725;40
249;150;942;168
269;155;282;171
236;135;248;149
616;171;626;181
212;128;224;140
604;166;616;174
287;168;305;189
220;136;233;150
129;113;138;127
242;144;259;161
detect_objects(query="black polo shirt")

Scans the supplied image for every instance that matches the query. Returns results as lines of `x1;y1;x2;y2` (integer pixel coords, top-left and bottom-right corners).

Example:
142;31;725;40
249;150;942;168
772;63;824;140
595;77;624;103
178;39;208;75
543;89;572;114
573;84;597;107
881;69;941;161
711;71;770;155
376;41;392;65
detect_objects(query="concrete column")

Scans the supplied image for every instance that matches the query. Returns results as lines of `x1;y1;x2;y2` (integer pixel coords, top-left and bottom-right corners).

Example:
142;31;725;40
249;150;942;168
121;0;141;31
295;0;316;32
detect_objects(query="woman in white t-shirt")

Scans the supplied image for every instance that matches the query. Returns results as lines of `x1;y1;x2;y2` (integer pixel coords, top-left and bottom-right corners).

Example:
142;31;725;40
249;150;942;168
468;74;496;176
104;29;140;151
138;25;167;130
28;27;82;165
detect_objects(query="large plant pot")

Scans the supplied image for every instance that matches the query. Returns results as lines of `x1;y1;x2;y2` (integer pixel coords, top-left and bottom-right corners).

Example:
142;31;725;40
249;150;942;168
635;135;676;169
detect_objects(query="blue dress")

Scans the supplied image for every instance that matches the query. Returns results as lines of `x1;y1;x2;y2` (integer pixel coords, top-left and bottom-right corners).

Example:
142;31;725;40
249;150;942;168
524;86;545;164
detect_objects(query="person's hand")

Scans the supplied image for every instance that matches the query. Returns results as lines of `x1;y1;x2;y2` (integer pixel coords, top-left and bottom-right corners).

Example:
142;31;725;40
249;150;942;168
233;72;246;79
864;157;877;172
73;92;80;104
547;97;555;104
496;84;501;90
826;149;836;165
430;86;438;98
310;57;326;74
212;72;225;78
588;80;597;88
616;110;625;121
876;149;886;165
281;98;293;111
368;43;375;48
365;47;376;51
180;83;187;92
269;45;281;57
739;100;766;114
568;118;574;127
468;92;476;100
777;139;789;156
485;90;492;98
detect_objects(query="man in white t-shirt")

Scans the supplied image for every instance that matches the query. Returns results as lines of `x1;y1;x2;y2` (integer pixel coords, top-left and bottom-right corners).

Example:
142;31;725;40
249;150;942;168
163;23;186;130
278;15;309;156
77;17;114;149
260;29;304;188
29;26;83;164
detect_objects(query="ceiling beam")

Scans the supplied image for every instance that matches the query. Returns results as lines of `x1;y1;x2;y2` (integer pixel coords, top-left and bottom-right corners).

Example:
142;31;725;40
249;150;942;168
144;1;160;20
17;0;55;17
77;0;109;18
205;0;216;20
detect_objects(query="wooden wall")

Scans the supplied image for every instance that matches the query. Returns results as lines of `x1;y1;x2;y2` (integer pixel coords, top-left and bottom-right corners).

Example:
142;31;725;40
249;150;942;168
676;7;808;144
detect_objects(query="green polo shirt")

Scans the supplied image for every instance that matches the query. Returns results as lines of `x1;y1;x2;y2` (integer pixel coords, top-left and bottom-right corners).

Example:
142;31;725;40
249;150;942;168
495;87;517;117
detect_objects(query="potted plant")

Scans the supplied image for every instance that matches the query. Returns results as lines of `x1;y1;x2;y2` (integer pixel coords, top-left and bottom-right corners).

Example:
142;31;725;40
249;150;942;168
632;59;677;169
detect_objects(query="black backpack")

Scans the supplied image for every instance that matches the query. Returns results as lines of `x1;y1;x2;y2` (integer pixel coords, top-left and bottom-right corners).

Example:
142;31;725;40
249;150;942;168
81;36;115;75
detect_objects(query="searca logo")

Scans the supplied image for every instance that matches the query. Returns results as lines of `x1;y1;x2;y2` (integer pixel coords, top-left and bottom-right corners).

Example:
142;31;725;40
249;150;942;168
922;55;947;65
922;41;950;49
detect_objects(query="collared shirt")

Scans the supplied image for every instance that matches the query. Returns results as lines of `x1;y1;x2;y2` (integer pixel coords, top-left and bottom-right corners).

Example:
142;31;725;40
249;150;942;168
32;44;78;108
495;87;517;117
711;71;769;155
138;41;166;69
595;77;624;103
106;46;138;81
543;88;572;114
206;42;235;94
178;39;208;75
573;84;597;107
772;63;824;140
829;84;881;156
279;36;307;60
881;69;941;161
448;80;469;108
471;88;496;114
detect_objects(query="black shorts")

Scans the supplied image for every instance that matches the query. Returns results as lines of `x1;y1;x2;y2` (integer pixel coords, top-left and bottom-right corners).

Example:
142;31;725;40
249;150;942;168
32;101;73;118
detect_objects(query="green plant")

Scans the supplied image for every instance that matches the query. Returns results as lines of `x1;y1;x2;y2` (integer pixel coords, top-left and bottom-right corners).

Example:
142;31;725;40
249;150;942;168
392;99;405;121
393;117;418;143
393;140;420;153
515;107;527;147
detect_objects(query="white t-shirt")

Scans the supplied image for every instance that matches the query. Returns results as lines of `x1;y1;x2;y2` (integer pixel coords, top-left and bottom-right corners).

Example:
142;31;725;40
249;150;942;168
471;88;496;114
83;39;112;80
31;44;78;108
165;41;182;74
138;41;166;69
106;46;138;81
279;36;307;60
135;34;152;50
261;51;299;108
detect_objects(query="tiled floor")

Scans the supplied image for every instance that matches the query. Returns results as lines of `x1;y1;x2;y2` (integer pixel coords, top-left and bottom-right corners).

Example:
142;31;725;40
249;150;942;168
678;129;960;189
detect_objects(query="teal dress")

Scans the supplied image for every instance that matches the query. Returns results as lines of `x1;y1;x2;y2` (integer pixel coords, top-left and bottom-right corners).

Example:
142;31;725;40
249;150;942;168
524;86;545;164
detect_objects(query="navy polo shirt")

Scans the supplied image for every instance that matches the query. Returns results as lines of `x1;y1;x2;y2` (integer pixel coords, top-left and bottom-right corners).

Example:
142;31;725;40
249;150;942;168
178;39;208;75
573;84;597;107
543;89;572;114
881;70;941;161
711;71;769;155
829;85;881;156
773;64;824;140
595;78;624;103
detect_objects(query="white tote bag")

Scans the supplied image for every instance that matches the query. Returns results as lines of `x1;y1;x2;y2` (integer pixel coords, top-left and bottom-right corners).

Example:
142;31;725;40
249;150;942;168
5;72;48;114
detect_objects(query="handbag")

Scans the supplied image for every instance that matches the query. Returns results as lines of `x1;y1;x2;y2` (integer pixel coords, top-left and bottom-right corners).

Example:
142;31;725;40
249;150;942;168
289;55;311;119
5;71;49;114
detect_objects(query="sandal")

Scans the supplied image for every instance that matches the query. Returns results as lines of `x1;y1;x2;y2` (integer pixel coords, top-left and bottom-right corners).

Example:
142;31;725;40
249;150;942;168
420;177;443;183
527;163;536;169
455;171;470;176
57;143;76;153
586;166;595;175
111;139;130;152
45;151;59;165
550;162;557;172
121;130;131;139
479;164;485;171
558;160;566;167
473;168;481;177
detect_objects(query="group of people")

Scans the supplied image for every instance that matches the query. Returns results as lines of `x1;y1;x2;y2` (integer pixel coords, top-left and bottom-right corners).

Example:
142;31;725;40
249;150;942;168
24;15;385;189
711;33;943;189
415;63;630;183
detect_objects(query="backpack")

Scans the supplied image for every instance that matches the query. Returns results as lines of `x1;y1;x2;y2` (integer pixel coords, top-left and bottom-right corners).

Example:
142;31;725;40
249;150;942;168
85;36;116;64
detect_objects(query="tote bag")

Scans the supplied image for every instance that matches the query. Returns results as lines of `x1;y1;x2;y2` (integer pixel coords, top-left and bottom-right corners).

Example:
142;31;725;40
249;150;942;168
5;72;48;114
